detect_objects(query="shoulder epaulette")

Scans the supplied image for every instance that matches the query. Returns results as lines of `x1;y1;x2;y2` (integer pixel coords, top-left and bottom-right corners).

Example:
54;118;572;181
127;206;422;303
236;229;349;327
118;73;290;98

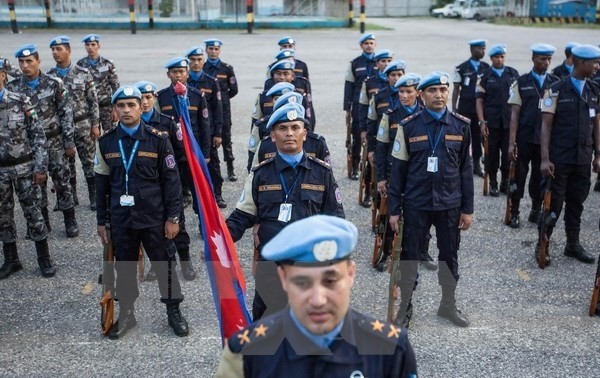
251;156;275;172
400;112;420;125
73;64;90;74
98;127;117;141
45;74;63;85
355;312;404;345
307;155;332;170
228;314;282;353
188;86;203;96
146;126;169;138
158;112;175;121
156;87;169;96
451;112;471;124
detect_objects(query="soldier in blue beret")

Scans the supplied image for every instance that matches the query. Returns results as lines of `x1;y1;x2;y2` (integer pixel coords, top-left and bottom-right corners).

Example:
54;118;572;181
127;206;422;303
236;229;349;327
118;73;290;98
476;44;519;197
202;38;239;182
537;44;600;266
95;85;189;339
77;34;119;133
452;39;490;178
551;42;580;79
506;44;559;229
216;215;418;378
388;71;474;328
276;36;310;80
227;102;344;321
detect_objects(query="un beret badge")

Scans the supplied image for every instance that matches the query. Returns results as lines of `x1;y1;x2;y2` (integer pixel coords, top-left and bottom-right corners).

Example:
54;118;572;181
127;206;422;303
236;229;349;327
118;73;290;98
145;84;153;92
313;240;338;262
123;87;134;96
440;75;449;84
287;109;298;121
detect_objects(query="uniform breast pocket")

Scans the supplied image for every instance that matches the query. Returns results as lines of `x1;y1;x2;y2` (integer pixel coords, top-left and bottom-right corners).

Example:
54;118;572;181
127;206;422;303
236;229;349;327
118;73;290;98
444;140;462;172
134;159;159;181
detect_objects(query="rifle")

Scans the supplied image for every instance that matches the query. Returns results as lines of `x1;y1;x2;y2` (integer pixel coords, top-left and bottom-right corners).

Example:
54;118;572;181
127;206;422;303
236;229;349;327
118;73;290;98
504;157;517;225
589;258;600;316
370;164;377;229
371;194;388;267
98;222;115;336
358;143;368;205
537;177;555;269
387;218;403;323
482;135;489;196
346;114;352;178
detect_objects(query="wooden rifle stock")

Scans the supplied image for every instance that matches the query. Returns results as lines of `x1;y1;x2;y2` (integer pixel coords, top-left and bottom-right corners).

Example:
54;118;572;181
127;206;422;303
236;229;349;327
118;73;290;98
504;158;516;225
537;178;553;269
358;143;368;205
482;136;489;196
589;259;600;316
387;218;403;323
99;225;115;336
371;195;388;267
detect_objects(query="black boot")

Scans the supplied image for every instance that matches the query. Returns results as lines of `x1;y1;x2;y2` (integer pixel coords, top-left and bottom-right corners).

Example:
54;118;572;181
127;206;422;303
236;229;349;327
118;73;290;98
594;174;600;192
41;206;51;232
437;286;469;327
0;242;23;280
420;234;437;271
108;303;137;340
70;177;79;206
393;288;414;328
473;162;484;177
350;161;359;180
489;182;499;197
215;194;227;209
35;239;55;278
499;179;509;195
508;199;520;229
86;177;96;211
178;248;197;281
167;303;189;337
528;200;542;223
63;207;79;237
564;229;595;264
227;161;237;182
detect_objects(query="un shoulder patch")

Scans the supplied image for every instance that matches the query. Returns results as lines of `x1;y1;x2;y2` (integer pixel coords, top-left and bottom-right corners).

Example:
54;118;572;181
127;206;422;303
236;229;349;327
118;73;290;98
451;112;471;124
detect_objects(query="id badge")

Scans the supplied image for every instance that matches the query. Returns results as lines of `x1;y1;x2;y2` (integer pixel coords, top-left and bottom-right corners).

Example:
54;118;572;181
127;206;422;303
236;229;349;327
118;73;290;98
278;203;292;223
538;99;543;110
590;108;596;118
463;76;470;86
427;157;438;173
120;195;135;207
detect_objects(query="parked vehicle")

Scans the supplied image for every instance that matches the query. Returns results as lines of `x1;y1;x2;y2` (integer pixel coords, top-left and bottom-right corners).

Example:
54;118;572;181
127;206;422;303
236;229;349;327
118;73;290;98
431;3;463;18
461;0;506;21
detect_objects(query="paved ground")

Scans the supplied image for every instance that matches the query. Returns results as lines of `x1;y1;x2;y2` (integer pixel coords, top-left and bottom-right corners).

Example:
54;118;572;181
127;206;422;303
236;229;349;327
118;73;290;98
1;18;599;378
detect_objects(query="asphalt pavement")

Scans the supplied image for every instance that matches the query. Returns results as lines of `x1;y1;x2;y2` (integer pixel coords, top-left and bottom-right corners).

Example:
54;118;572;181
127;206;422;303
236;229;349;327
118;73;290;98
1;18;599;378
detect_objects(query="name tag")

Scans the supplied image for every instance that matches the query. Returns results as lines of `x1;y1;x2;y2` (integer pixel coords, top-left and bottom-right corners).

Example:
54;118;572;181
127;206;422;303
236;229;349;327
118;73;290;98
463;76;470;86
427;157;438;173
120;195;135;206
73;78;84;85
590;108;596;118
37;89;53;100
98;66;109;73
278;203;292;222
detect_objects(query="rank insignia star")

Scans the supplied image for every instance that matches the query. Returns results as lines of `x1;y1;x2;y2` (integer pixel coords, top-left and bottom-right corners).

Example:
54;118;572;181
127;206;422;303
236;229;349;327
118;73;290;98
371;320;384;332
387;324;401;338
254;324;268;337
237;329;251;345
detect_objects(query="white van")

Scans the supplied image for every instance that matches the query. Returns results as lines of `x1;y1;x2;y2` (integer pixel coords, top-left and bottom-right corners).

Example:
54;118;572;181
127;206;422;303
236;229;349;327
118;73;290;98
461;0;506;21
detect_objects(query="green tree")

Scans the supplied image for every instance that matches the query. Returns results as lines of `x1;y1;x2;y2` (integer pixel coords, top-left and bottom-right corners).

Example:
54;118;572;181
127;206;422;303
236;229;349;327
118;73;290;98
159;0;174;17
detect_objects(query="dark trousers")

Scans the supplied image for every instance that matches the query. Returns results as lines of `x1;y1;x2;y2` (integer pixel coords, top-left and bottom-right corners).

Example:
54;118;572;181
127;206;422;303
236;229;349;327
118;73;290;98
350;106;362;161
208;145;224;196
515;142;542;202
543;164;591;233
485;127;509;184
467;115;482;166
252;259;287;321
399;208;461;290
111;225;183;306
222;119;234;162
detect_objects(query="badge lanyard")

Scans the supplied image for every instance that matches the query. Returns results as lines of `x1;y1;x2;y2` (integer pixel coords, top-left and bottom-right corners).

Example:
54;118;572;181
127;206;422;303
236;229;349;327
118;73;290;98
118;139;140;195
426;123;444;173
280;171;302;203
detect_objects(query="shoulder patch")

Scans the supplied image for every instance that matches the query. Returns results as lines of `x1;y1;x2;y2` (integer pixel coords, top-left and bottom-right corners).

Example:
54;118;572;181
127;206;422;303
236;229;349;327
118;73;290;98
400;112;420;125
228;316;281;354
146;126;169;138
356;314;403;343
251;156;275;172
451;112;471;124
307;155;332;170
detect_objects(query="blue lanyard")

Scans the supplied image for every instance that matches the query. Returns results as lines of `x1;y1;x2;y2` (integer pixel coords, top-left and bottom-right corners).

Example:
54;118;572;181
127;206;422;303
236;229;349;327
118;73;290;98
280;172;302;203
426;124;444;156
118;139;140;195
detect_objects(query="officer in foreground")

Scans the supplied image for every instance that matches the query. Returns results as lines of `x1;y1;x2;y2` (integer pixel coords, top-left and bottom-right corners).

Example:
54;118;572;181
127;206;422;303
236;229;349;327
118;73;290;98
216;215;418;378
388;72;474;328
95;86;188;339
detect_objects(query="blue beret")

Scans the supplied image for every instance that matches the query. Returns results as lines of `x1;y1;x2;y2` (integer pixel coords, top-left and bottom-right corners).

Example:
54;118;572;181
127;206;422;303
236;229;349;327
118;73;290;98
266;102;306;130
262;215;357;265
270;59;295;74
395;73;422;88
165;57;189;69
468;39;486;47
49;35;71;47
275;49;295;61
273;92;304;112
565;42;580;53
204;38;223;47
15;44;37;58
383;59;407;75
374;49;394;61
417;71;451;90
111;85;142;104
488;44;507;57
530;43;556;56
359;33;376;44
0;59;6;71
185;46;204;57
277;36;295;46
134;81;157;94
571;44;600;60
82;34;100;43
266;82;295;97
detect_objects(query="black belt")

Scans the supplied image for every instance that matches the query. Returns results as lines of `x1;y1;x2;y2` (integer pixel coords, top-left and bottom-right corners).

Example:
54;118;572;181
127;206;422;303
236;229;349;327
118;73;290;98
74;114;89;123
45;128;62;139
0;155;32;167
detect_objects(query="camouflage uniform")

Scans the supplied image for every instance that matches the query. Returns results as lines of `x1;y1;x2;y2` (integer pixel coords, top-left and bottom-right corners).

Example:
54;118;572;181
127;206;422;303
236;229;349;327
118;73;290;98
7;73;75;213
0;89;48;243
76;56;119;133
47;64;99;209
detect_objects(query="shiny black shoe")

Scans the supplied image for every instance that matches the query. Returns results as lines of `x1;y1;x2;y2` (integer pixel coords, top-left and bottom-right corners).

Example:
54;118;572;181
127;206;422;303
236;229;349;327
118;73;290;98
360;196;372;208
393;302;413;329
489;183;500;197
167;304;189;337
473;164;484;178
594;180;600;192
419;251;437;271
350;170;359;180
108;308;137;340
437;306;469;327
508;214;520;229
216;195;227;209
528;208;541;223
499;180;509;195
564;244;595;264
180;260;197;281
182;195;192;209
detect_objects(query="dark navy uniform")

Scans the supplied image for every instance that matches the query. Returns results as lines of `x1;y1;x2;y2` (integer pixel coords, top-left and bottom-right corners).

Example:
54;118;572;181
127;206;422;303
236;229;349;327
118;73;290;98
476;65;519;189
551;61;572;79
203;59;238;163
217;309;417;378
344;54;377;169
264;77;316;131
453;58;490;172
94;122;183;306
252;89;313;131
227;154;344;320
507;71;559;217
254;132;331;167
358;71;385;136
368;84;397;153
267;59;310;82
